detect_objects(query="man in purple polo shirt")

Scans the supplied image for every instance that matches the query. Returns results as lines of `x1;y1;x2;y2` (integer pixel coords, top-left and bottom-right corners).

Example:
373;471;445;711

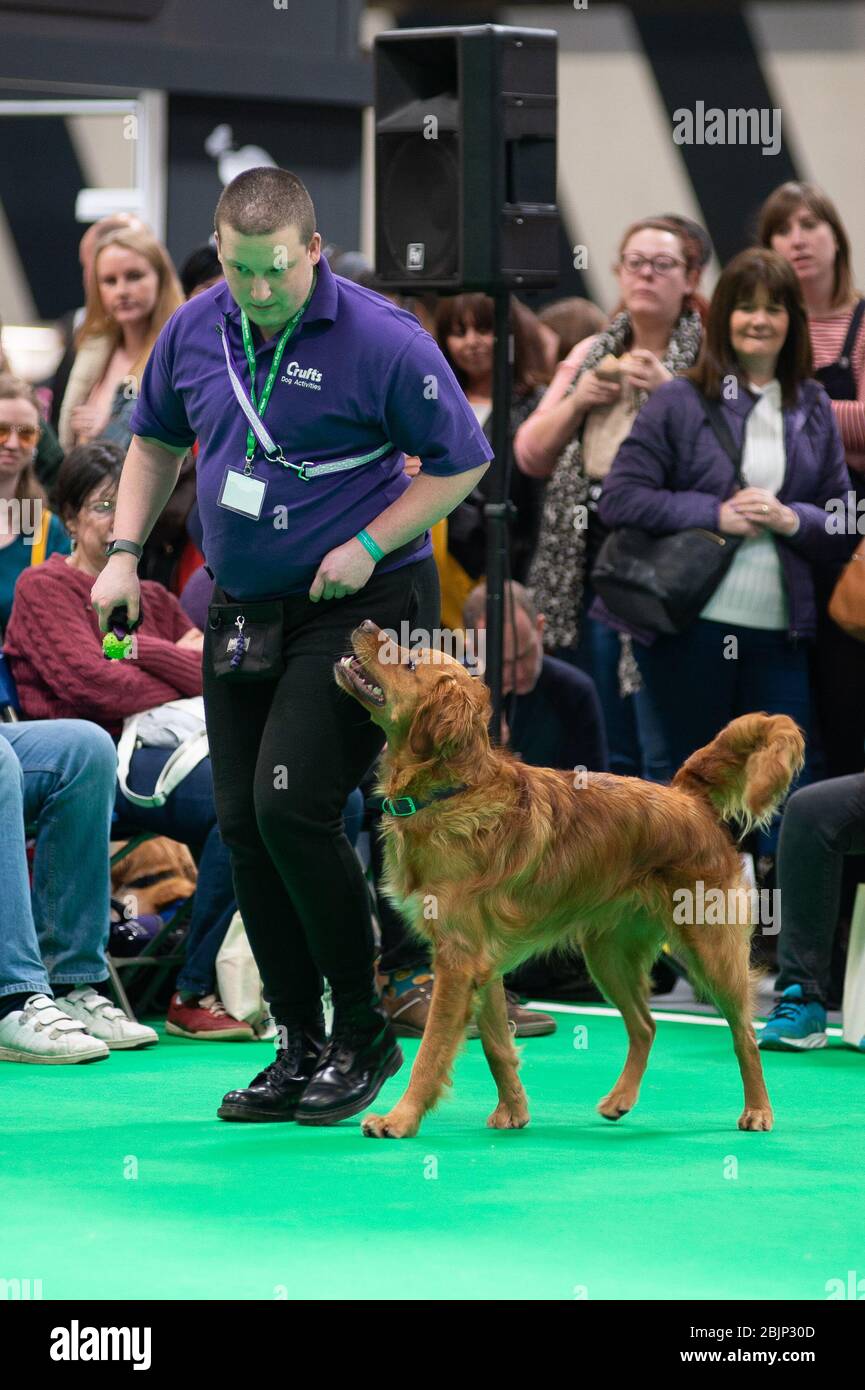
91;167;492;1126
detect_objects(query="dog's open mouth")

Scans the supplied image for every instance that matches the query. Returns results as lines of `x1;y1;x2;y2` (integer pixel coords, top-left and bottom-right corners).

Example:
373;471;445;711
336;654;386;706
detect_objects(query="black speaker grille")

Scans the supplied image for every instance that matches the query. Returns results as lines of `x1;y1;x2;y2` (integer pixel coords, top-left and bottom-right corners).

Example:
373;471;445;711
379;133;460;281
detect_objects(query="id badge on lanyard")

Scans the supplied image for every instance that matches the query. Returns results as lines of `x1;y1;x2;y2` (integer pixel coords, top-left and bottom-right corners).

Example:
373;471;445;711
217;466;268;519
215;274;316;520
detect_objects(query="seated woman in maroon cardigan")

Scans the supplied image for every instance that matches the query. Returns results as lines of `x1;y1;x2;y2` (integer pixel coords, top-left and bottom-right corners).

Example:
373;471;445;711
4;441;253;1041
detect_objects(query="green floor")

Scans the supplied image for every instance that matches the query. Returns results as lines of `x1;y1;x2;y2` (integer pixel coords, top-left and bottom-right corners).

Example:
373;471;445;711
3;1008;863;1300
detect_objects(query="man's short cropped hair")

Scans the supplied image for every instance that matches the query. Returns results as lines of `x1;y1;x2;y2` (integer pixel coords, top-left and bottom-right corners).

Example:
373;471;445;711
214;167;316;244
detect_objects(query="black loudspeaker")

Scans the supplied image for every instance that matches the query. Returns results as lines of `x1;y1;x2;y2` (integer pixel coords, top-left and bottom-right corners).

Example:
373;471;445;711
374;24;559;292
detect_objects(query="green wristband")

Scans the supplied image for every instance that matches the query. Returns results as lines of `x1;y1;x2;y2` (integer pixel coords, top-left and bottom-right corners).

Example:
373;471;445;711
356;529;384;563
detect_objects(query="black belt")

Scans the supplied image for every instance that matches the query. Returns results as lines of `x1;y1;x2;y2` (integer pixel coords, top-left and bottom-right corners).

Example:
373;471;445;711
376;531;427;567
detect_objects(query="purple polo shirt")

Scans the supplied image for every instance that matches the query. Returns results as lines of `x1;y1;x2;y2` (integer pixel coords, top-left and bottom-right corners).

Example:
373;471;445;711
130;254;493;599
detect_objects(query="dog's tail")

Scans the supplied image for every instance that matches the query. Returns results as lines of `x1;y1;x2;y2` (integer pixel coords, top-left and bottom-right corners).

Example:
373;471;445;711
671;712;805;834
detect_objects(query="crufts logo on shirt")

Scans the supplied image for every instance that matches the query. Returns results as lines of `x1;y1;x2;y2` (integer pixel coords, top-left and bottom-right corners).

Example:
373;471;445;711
50;1321;152;1371
280;360;323;391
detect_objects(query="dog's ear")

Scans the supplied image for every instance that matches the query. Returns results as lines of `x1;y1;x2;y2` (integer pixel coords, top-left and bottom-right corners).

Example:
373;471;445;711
408;674;491;762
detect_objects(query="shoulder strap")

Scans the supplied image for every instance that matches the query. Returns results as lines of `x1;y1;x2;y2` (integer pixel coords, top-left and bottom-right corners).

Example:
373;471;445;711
839;298;865;365
116;700;209;810
688;384;746;488
30;508;51;566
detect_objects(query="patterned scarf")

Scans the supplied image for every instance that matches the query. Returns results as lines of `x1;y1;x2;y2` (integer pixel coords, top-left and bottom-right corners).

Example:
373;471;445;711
527;307;703;658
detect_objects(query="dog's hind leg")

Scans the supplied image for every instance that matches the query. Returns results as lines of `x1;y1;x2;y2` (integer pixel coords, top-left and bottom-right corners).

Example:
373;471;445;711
476;978;529;1130
675;922;773;1132
362;962;476;1139
580;923;660;1121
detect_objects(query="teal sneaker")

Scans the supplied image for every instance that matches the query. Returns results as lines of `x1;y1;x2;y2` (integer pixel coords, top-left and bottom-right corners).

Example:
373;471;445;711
758;984;827;1051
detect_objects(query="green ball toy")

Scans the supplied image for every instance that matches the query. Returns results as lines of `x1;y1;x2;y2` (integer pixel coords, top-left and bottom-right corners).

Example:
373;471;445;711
102;631;133;660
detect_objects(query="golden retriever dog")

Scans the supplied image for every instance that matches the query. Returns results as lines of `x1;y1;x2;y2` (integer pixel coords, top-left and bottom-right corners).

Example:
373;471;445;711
334;621;804;1140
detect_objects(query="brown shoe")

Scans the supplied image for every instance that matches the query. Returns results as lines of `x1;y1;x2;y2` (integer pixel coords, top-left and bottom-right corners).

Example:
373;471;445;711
466;990;557;1039
380;974;557;1040
379;972;434;1038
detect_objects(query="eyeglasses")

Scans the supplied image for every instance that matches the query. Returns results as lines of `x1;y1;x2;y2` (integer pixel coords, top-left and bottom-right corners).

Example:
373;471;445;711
86;499;117;515
0;422;41;446
619;253;687;276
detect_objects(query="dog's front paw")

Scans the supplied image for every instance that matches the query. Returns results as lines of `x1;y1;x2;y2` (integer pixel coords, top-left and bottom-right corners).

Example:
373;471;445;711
486;1102;529;1130
361;1108;420;1139
738;1106;774;1132
597;1088;636;1122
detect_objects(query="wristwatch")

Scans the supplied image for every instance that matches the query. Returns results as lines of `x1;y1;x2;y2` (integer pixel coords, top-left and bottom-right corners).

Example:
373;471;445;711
105;540;143;561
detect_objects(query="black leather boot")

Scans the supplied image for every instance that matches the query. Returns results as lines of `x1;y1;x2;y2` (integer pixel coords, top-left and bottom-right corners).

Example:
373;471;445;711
294;1001;403;1126
217;1022;326;1122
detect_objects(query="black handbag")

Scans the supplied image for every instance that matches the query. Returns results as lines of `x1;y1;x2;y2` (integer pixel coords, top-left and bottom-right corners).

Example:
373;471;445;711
590;389;746;636
206;595;285;681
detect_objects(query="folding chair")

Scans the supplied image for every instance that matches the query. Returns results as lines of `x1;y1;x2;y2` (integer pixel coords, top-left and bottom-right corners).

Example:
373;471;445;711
106;832;193;1021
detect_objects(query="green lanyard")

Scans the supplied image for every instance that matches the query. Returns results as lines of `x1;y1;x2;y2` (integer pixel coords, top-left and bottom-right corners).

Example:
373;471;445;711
239;268;317;463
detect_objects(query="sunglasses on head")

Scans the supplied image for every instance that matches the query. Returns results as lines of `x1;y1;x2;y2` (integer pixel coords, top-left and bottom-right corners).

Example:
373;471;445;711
0;422;41;446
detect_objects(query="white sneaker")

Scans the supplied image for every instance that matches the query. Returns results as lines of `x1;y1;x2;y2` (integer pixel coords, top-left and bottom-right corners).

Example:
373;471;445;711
0;994;109;1064
58;988;158;1050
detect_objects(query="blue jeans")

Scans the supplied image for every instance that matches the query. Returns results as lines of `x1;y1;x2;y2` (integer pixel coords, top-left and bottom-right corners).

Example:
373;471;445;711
0;719;116;998
633;619;811;854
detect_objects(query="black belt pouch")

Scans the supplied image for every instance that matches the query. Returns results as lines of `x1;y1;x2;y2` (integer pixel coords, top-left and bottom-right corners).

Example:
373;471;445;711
207;591;285;681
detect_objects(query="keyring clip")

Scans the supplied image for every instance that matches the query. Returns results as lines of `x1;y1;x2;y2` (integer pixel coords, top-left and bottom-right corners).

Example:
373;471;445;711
269;447;311;482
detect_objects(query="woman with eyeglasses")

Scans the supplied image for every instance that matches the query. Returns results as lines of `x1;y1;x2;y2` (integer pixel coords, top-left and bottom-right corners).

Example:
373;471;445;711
4;440;254;1042
514;216;709;780
0;375;71;637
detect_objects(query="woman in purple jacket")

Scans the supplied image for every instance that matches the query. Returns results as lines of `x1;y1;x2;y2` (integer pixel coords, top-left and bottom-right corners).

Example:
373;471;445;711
595;249;854;813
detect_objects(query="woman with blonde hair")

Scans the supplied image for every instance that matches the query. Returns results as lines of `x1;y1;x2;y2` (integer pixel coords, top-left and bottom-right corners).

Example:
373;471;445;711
59;225;196;587
58;225;184;453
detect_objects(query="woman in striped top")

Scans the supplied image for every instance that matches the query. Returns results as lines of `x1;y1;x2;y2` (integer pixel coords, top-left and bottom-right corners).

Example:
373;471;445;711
760;183;865;780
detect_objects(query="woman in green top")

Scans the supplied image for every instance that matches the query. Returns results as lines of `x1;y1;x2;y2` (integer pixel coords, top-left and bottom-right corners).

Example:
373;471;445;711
0;375;70;636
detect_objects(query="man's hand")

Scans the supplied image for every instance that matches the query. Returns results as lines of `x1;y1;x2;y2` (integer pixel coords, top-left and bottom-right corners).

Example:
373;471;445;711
309;537;377;602
90;553;142;632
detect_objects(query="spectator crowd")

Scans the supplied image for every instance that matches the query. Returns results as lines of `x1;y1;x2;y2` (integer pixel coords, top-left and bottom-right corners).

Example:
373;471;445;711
2;178;864;1065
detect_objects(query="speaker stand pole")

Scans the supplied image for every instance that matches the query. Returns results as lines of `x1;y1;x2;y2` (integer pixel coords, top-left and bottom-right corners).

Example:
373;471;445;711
484;289;515;747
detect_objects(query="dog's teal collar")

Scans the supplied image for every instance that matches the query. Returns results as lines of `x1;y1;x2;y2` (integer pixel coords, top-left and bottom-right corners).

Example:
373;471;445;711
365;785;470;817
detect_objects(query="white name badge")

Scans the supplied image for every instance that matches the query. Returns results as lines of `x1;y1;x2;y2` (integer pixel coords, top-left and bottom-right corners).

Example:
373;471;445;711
217;466;268;520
